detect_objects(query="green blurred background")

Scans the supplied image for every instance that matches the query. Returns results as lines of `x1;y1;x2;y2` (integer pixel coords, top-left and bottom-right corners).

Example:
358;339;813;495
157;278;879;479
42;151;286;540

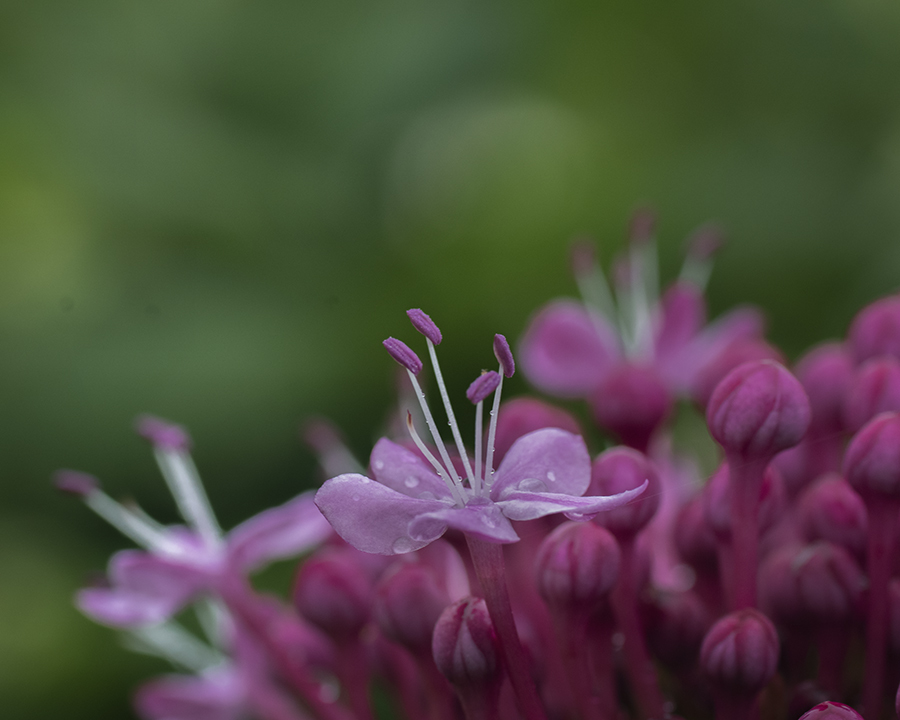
2;0;900;717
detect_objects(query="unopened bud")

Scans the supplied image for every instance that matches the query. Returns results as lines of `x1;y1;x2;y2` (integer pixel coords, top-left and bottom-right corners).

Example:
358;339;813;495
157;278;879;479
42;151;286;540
293;549;372;640
535;521;620;612
707;360;810;461
798;702;864;720
795;342;855;434
843;412;900;500
590;364;671;451
374;563;450;653
848;294;900;364
700;608;779;694
432;597;500;689
843;357;900;433
703;462;787;540
797;474;867;559
492;398;581;465
589;447;660;539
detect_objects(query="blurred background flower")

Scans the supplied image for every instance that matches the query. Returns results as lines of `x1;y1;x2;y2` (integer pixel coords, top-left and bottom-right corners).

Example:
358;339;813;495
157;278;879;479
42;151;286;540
2;1;900;717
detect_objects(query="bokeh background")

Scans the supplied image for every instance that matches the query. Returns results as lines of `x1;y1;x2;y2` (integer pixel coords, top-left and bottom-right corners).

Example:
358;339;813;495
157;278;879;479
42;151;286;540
2;1;900;717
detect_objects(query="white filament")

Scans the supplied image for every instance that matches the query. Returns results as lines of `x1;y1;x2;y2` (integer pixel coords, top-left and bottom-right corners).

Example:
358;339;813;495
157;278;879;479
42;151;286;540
154;449;223;549
405;369;463;489
473;400;484;496
406;413;466;506
85;491;184;555
125;621;225;672
427;339;475;486
483;370;504;490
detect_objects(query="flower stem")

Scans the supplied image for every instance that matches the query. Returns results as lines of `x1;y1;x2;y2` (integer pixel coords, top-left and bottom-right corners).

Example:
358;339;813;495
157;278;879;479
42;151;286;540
466;536;548;720
727;457;767;610
862;499;899;720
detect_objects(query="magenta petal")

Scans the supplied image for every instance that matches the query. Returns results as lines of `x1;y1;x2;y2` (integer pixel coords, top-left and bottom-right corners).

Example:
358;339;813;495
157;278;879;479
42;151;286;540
409;500;519;544
655;282;707;358
76;587;184;627
490;428;591;499
226;492;333;573
369;438;452;500
519;300;619;397
495;481;649;521
315;474;449;554
111;549;213;594
135;670;245;720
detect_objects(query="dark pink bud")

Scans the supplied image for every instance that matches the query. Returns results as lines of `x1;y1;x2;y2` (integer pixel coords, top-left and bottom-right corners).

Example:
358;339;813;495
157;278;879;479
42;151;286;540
492;397;581;465
797;474;867;559
700;608;779;694
702;462;787;540
692;339;783;409
793;541;866;621
798;702;864;720
759;546;805;626
383;337;423;376
589;447;660;539
493;334;515;378
643;590;711;667
293;549;372;640
628;206;657;246
466;371;501;405
795;342;855;434
535;521;620;612
590;364;671;451
53;470;99;497
432;597;500;689
843;412;900;500
789;682;831;720
135;415;192;451
374;563;450;653
707;360;811;461
843;357;900;433
848;294;900;364
686;223;725;261
406;308;442;345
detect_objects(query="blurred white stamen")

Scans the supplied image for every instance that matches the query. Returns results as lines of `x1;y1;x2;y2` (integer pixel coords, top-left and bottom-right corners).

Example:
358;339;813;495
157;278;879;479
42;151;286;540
405;370;463;489
406;413;466;506
427;339;476;486
483;371;504;489
85;491;184;555
154;449;223;549
125;621;225;672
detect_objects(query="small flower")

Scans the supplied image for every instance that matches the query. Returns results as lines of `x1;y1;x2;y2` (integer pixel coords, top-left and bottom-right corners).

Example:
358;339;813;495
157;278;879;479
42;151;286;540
315;311;647;555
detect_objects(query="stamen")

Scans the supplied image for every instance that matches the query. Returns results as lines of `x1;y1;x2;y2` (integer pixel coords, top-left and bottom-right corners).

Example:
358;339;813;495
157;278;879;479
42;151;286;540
571;237;618;324
301;417;366;476
405;370;465;490
383;338;424;375
55;470;184;554
125;621;226;672
627;239;655;360
628;206;657;247
483;370;505;490
407;308;443;345
406;413;466;506
474;399;484;496
680;224;724;291
493;334;515;378
467;371;501;405
137;416;223;549
426;338;476;485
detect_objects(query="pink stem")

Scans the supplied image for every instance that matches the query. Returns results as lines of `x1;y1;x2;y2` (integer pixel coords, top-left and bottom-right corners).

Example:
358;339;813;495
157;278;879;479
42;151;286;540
553;608;607;720
336;643;374;720
610;538;665;720
726;456;767;610
466;536;548;720
587;611;617;720
862;500;899;720
713;691;757;720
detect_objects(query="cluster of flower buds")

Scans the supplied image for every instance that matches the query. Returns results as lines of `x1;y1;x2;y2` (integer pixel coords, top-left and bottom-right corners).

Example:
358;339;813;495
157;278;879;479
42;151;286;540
60;211;900;720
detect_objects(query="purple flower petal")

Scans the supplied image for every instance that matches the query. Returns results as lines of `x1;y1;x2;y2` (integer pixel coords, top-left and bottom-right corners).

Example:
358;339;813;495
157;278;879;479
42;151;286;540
315;474;449;554
369;438;453;500
135;669;245;720
494;481;649;521
226;492;333;573
409;499;519;544
76;587;185;627
518;300;620;397
491;428;591;499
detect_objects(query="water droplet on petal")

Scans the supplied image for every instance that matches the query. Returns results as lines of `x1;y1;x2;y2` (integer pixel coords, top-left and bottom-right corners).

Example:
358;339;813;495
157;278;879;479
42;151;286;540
404;476;420;488
392;537;414;553
519;478;547;492
352;494;361;502
481;515;497;528
546;471;556;483
374;460;384;470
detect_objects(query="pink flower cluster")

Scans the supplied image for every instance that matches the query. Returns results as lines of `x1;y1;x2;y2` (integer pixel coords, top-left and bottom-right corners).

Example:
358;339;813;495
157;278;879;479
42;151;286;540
60;215;900;720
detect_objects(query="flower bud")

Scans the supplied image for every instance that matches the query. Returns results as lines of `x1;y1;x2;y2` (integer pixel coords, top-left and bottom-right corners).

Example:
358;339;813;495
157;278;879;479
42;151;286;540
797;474;867;559
374;563;450;654
492;397;581;465
789;682;830;720
759;546;805;627
293;549;372;640
793;541;866;622
643;590;711;667
655;283;706;357
843;412;900;501
843;357;900;434
692;339;783;409
674;494;719;572
535;521;620;612
589;447;660;539
432;597;500;689
590;364;671;451
700;608;779;694
848;294;900;364
707;360;811;461
795;342;855;434
798;701;864;720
